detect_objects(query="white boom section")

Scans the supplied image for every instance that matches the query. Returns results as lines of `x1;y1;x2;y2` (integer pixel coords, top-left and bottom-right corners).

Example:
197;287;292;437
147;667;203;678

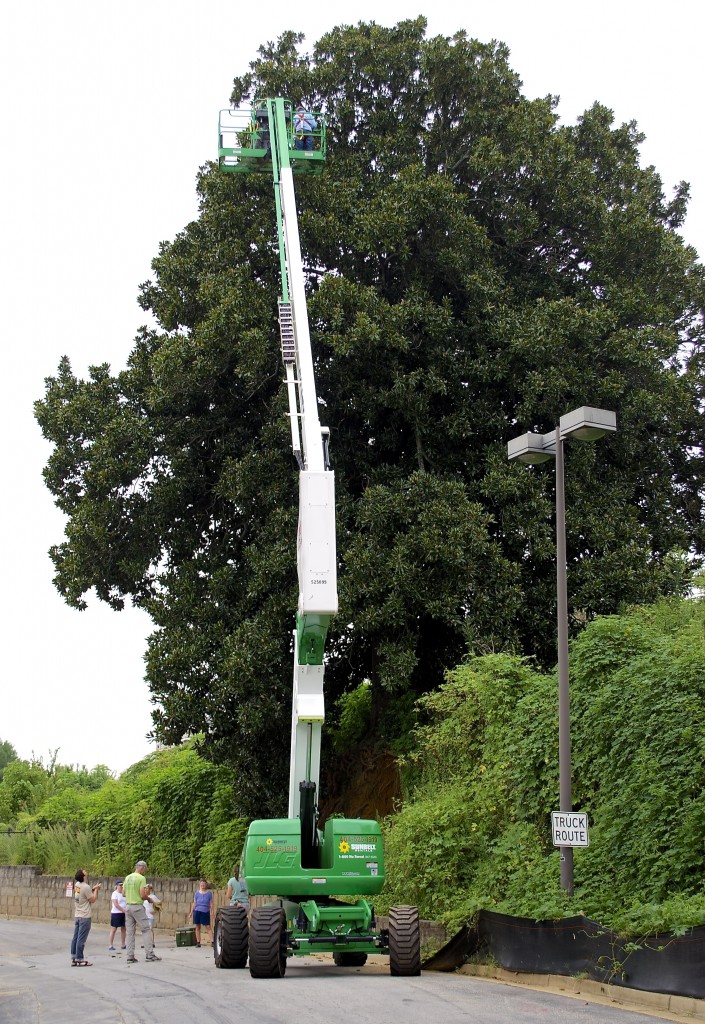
279;167;324;474
278;302;303;463
278;165;338;818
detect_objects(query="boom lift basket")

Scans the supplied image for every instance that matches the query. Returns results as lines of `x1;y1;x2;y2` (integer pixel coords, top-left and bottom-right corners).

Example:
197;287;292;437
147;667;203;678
218;102;326;175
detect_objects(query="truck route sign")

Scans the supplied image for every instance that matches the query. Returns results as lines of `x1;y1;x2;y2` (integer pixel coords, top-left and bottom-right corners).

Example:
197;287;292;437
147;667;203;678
551;811;589;847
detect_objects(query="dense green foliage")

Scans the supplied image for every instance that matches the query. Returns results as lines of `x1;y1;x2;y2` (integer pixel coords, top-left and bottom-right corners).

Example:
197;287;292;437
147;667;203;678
0;744;246;884
0;739;18;781
0;753;110;823
35;19;704;814
380;597;705;934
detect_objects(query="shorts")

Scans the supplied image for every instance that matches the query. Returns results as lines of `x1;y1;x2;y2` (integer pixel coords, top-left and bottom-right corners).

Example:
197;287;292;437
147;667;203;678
193;910;211;926
110;913;126;927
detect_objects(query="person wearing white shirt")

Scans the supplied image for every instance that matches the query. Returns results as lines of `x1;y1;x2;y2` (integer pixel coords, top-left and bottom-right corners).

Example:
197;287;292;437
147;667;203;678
108;881;127;952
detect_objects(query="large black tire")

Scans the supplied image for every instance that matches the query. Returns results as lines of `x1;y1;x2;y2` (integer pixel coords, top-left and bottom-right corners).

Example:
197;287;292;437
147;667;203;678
214;905;249;969
333;951;368;967
248;906;287;978
388;905;421;976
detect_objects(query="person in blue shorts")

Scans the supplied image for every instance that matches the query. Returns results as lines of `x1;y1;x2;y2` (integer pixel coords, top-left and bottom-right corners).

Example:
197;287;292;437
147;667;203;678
108;880;126;952
191;878;214;947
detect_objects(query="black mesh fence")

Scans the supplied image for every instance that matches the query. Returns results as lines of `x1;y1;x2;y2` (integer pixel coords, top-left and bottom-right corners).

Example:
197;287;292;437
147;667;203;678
423;910;705;999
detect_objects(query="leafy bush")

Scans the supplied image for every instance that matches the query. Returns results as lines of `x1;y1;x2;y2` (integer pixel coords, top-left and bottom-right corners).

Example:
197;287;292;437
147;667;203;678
88;745;243;876
331;682;373;752
199;819;250;885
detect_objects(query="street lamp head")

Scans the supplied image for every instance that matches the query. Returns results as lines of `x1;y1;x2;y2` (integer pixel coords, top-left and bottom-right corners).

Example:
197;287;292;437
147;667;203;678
559;406;617;442
507;432;555;464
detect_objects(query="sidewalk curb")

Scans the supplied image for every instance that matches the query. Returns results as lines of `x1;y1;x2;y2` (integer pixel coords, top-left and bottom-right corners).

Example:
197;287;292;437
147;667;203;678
459;964;705;1022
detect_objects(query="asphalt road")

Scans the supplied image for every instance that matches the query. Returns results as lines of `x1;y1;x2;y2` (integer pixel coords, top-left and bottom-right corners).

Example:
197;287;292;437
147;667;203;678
0;918;674;1024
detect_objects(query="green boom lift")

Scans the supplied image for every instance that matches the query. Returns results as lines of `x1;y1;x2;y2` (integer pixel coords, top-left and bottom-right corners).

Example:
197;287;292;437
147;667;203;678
212;99;421;978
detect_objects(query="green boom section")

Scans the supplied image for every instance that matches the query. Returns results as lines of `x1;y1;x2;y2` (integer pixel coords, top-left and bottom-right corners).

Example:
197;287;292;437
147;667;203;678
243;817;385;897
296;612;330;665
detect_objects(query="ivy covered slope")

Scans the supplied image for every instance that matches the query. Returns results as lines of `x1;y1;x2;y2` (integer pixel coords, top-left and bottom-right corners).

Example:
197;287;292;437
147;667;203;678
35;19;704;816
381;597;705;934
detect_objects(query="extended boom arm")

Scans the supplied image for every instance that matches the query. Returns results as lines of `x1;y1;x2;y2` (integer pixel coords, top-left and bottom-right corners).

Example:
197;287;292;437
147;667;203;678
256;100;338;825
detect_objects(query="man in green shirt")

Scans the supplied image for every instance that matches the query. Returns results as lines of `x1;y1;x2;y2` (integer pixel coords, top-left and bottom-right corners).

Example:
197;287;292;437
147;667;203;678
123;860;161;963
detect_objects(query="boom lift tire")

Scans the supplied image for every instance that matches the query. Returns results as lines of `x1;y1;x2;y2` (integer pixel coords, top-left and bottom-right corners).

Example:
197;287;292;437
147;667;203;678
333;951;368;967
214;905;249;969
248;905;287;978
388;905;421;976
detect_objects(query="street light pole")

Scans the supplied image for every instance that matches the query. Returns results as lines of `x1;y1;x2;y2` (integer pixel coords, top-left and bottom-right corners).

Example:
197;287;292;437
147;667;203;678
554;427;573;895
507;407;617;898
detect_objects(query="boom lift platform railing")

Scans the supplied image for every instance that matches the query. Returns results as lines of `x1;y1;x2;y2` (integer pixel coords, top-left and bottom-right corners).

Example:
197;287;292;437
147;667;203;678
218;102;326;176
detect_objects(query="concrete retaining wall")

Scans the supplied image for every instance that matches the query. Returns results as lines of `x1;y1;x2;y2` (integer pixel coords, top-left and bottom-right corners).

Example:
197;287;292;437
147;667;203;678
0;865;228;931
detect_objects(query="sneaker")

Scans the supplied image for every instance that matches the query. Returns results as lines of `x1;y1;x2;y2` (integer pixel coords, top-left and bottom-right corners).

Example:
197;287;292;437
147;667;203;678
108;946;116;951
145;953;161;962
121;945;127;950
126;957;138;964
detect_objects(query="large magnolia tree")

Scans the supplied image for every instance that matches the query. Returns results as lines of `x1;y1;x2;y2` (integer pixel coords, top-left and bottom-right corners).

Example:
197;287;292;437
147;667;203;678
36;20;704;814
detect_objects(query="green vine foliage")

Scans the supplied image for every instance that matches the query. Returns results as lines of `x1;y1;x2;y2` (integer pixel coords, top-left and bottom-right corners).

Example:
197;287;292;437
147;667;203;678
380;598;705;935
200;819;250;885
1;742;247;884
331;681;373;752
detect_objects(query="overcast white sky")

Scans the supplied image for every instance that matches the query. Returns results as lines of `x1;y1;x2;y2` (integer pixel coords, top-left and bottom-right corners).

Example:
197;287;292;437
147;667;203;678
1;0;703;775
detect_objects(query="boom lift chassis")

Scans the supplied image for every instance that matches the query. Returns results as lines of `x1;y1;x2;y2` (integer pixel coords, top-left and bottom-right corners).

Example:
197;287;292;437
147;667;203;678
213;99;421;977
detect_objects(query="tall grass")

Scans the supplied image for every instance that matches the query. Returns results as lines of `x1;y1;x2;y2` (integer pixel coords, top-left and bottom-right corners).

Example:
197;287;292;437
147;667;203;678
0;825;97;875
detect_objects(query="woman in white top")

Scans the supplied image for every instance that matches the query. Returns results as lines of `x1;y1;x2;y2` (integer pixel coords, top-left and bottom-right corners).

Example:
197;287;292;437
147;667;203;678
108;881;127;952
